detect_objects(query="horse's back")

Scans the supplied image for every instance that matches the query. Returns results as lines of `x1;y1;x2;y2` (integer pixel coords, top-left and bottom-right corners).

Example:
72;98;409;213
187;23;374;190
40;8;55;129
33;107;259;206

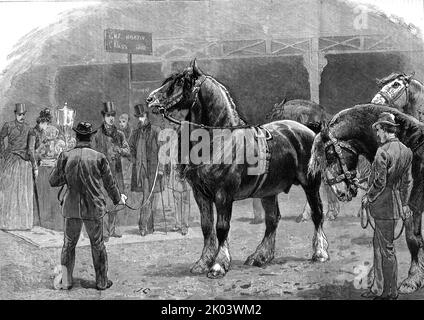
263;119;315;141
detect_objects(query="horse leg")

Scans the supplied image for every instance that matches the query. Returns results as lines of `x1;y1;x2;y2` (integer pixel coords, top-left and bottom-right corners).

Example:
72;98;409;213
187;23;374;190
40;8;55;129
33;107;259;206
303;179;329;262
324;183;339;221
399;209;424;293
296;201;311;223
207;192;232;279
245;195;280;267
190;188;217;274
251;198;265;224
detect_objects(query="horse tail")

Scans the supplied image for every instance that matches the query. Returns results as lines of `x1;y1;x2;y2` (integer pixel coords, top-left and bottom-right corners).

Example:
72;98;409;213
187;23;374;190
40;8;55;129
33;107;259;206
308;132;326;177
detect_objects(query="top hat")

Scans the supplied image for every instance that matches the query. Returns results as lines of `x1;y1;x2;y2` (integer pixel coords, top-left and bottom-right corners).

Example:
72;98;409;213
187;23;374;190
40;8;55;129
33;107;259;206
14;103;27;114
101;101;116;116
72;121;97;136
372;112;399;129
134;103;149;117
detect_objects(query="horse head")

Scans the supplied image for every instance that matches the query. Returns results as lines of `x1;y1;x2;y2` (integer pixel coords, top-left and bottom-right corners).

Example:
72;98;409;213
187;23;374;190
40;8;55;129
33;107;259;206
309;124;361;202
371;72;415;113
146;59;204;119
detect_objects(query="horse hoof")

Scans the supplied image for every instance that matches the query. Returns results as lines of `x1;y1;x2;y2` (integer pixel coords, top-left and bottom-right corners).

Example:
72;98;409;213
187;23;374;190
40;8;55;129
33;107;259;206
399;274;423;294
295;215;308;223
190;260;209;275
312;252;329;263
325;214;337;221
244;253;273;267
207;263;227;279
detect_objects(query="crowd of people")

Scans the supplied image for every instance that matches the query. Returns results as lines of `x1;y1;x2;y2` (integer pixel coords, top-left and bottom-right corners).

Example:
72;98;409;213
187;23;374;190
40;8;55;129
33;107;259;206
0;102;192;239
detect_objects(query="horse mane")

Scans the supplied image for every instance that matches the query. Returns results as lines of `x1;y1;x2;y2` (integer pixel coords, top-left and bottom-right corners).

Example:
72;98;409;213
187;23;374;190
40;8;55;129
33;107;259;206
308;132;326;177
410;78;424;104
376;72;408;87
207;76;249;125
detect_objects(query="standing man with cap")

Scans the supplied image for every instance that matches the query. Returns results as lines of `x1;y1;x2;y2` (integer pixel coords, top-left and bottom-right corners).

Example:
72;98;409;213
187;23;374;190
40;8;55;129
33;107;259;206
129;103;164;236
92;102;130;240
361;112;413;300
0;103;38;230
49;121;127;290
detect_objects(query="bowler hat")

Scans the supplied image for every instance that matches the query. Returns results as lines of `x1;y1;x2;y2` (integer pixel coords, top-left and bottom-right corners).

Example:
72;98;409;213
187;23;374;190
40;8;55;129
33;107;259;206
14;103;27;114
73;121;97;135
134;103;149;117
372;112;399;129
101;101;116;116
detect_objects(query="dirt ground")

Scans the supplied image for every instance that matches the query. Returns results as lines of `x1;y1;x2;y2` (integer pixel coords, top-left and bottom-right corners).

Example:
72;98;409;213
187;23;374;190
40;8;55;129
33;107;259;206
1;186;424;300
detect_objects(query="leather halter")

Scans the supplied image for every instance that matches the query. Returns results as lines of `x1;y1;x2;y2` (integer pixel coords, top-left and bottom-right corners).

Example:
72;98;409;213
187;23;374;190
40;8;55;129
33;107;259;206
377;77;410;109
324;132;367;190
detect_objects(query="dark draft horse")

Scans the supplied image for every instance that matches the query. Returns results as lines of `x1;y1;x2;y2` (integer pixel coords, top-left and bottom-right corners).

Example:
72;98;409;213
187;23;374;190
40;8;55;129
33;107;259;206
309;104;424;294
146;60;329;279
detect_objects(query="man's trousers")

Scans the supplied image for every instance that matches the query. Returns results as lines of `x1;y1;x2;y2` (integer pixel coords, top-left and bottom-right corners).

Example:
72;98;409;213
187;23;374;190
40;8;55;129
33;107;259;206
370;219;398;297
61;217;109;289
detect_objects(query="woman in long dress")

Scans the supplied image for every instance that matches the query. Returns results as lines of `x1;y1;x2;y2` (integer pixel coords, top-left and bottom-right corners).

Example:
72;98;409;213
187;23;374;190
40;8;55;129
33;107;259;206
0;103;38;230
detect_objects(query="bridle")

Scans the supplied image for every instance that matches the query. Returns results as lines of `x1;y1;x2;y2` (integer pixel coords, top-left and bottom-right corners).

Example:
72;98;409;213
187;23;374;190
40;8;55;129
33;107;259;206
153;74;253;130
376;76;411;110
324;132;367;191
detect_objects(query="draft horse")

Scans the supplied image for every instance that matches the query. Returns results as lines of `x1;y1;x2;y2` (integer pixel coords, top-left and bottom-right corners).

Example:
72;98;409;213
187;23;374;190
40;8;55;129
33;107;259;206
371;72;424;119
309;104;424;294
146;60;329;279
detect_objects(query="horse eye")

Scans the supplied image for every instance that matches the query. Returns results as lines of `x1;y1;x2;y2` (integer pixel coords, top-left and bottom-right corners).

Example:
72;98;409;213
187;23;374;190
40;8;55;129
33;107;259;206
393;82;400;88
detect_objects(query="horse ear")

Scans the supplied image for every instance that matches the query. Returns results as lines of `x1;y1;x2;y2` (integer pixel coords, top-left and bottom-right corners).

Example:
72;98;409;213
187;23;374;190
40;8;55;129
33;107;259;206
191;58;203;78
405;72;415;82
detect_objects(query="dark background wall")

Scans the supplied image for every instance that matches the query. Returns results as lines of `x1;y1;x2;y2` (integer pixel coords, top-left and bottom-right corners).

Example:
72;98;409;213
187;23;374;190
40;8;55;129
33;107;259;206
55;62;163;127
320;52;406;114
54;51;411;128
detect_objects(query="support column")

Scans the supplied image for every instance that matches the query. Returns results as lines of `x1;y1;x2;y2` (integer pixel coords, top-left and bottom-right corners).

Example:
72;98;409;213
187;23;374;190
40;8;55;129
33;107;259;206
303;37;327;104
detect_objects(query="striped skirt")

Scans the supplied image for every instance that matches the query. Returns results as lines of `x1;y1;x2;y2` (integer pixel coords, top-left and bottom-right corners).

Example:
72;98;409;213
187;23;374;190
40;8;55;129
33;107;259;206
0;153;33;230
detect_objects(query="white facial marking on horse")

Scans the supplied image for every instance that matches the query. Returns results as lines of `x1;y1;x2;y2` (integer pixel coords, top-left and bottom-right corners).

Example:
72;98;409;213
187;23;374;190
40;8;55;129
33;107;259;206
371;93;386;105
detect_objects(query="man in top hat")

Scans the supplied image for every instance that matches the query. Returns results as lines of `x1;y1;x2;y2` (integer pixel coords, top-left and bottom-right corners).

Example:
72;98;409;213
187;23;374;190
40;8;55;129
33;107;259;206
0;103;38;230
92;102;130;240
361;112;413;300
129;103;164;236
49;121;127;290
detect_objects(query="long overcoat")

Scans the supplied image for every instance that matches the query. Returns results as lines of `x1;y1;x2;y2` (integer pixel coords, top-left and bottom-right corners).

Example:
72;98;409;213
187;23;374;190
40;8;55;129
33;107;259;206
367;138;413;220
129;123;164;193
92;124;130;192
49;141;121;220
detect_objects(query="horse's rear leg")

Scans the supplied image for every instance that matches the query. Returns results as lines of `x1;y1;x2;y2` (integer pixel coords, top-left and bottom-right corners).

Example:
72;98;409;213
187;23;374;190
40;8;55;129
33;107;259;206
302;180;329;262
245;195;280;267
190;188;217;274
207;192;232;279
